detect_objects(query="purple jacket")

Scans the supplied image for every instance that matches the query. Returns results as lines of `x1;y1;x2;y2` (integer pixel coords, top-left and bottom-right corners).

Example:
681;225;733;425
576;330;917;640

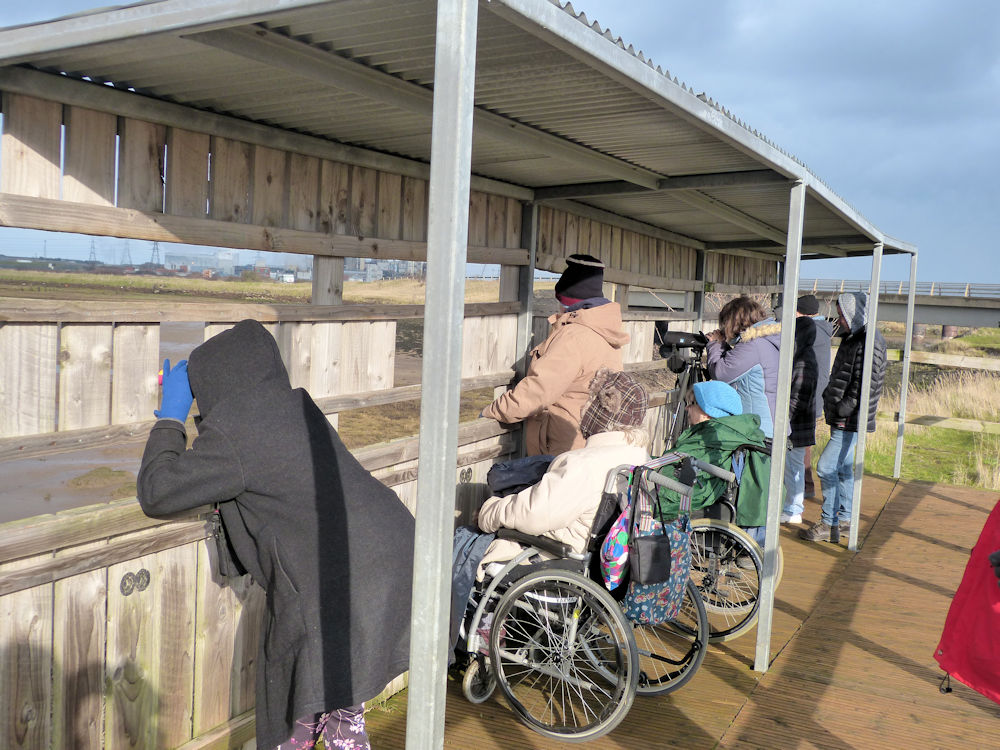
707;319;781;438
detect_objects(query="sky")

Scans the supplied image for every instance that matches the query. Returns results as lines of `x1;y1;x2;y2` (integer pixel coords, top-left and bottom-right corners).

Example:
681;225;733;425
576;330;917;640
1;1;998;283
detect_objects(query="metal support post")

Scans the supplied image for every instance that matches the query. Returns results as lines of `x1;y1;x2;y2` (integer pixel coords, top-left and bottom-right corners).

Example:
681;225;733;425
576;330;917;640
894;251;918;478
508;202;539;457
693;248;706;330
847;242;883;552
514;202;539;376
753;179;804;673
405;1;478;748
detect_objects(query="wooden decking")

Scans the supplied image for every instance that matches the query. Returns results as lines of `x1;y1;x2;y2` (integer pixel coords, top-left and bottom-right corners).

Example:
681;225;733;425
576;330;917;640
366;476;1000;748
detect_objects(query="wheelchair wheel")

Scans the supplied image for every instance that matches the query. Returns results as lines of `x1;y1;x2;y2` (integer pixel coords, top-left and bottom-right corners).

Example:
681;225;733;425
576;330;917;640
490;569;638;742
462;656;496;704
686;519;783;643
633;578;709;696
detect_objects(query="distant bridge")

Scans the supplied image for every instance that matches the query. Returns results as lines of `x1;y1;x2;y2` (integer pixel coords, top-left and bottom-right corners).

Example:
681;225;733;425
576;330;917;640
802;279;1000;328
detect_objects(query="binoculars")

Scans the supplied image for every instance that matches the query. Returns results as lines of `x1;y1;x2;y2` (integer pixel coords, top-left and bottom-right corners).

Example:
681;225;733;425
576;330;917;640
658;330;708;374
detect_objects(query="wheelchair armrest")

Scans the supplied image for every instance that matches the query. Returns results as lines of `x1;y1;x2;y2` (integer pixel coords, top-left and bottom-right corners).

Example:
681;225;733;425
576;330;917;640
494;528;579;560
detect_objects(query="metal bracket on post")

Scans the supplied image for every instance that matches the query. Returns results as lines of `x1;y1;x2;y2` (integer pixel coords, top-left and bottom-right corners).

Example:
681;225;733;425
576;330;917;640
753;179;805;674
848;241;884;552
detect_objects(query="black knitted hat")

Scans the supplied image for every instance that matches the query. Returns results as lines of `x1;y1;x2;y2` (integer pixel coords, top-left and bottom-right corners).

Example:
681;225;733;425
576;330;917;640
796;294;820;316
554;254;605;300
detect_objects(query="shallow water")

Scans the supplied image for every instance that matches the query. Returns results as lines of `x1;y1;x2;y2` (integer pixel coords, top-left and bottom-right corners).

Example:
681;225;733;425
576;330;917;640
0;442;144;524
1;323;203;525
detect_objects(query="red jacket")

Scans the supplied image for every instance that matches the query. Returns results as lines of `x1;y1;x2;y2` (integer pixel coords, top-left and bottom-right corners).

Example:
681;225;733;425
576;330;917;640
934;499;1000;704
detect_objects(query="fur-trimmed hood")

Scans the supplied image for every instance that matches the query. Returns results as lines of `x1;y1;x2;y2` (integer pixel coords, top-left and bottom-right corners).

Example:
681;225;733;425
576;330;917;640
706;317;782;438
736;318;782;343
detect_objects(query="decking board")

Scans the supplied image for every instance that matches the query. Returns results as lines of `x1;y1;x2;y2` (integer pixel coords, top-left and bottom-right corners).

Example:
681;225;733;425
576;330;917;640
366;476;1000;748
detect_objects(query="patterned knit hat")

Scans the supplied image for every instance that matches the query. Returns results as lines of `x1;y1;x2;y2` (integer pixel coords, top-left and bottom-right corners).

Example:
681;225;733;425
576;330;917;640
580;369;648;438
555;254;605;301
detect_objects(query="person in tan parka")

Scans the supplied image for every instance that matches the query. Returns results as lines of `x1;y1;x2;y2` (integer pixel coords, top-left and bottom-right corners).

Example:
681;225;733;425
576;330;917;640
476;370;650;578
481;254;630;455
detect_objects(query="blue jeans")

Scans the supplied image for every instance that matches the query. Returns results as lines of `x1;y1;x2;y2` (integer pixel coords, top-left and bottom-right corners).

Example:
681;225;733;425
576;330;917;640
815;428;858;525
782;445;807;516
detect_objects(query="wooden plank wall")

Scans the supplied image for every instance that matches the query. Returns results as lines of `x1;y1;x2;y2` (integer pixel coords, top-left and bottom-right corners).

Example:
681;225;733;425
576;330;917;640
0;423;522;749
0;519;257;750
0;92;520;254
537;205;701;285
706;252;779;287
537;204;779;289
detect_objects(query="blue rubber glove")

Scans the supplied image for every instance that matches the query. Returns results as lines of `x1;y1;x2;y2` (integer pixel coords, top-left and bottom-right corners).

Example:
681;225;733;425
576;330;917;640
155;358;193;422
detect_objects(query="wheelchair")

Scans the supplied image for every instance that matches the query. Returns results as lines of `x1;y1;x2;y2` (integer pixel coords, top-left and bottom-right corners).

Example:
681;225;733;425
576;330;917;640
648;448;785;643
456;463;709;742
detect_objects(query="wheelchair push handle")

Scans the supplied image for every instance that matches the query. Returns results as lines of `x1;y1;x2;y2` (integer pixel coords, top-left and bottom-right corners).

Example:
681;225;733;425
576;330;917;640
689;457;736;483
644;471;694;497
603;464;636;494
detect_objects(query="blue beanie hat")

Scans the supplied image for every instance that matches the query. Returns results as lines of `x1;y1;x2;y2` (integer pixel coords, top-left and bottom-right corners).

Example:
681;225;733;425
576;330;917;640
692;380;742;418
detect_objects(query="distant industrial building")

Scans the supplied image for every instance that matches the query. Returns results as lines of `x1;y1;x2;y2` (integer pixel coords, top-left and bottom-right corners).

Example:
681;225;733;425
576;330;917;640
164;250;236;276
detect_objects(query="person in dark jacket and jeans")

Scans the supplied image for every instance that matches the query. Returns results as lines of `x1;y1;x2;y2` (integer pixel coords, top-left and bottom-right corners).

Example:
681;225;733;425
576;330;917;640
800;292;887;542
796;294;834;497
138;319;414;750
780;313;817;524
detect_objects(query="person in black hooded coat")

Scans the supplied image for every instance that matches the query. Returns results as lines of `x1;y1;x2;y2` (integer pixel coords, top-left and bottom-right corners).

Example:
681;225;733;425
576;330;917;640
138;319;413;749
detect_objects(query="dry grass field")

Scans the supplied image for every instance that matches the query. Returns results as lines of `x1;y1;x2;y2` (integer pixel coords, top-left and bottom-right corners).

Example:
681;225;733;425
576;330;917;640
0;268;555;304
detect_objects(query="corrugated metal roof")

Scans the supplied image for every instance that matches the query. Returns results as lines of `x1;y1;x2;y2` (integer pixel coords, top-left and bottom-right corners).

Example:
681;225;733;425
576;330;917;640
0;0;914;258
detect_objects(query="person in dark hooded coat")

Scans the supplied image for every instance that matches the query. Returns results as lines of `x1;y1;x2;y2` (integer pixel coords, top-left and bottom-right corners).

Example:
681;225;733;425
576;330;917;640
137;319;413;750
780;314;818;525
800;292;887;543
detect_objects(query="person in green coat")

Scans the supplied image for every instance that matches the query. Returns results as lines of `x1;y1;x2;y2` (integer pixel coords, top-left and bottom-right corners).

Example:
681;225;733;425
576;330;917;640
656;380;770;527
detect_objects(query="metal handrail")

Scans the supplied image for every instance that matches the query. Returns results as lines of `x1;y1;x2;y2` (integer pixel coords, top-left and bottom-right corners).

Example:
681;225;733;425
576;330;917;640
800;279;1000;299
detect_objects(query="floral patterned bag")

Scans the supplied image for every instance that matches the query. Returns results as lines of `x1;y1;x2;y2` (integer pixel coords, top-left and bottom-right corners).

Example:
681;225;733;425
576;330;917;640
600;504;631;591
621;467;692;625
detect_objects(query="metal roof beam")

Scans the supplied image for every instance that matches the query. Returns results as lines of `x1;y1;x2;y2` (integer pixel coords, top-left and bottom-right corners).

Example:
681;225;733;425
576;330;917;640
673;190;787;244
540;198;705;249
533;181;648;200
0;0;334;64
534;169;788;200
802;248;851;258
185;25;664;190
705;247;787;262
705;234;874;250
657;170;789;191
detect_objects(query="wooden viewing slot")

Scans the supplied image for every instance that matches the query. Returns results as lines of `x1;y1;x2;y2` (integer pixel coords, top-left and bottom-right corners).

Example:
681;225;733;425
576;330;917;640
0;298;519;323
